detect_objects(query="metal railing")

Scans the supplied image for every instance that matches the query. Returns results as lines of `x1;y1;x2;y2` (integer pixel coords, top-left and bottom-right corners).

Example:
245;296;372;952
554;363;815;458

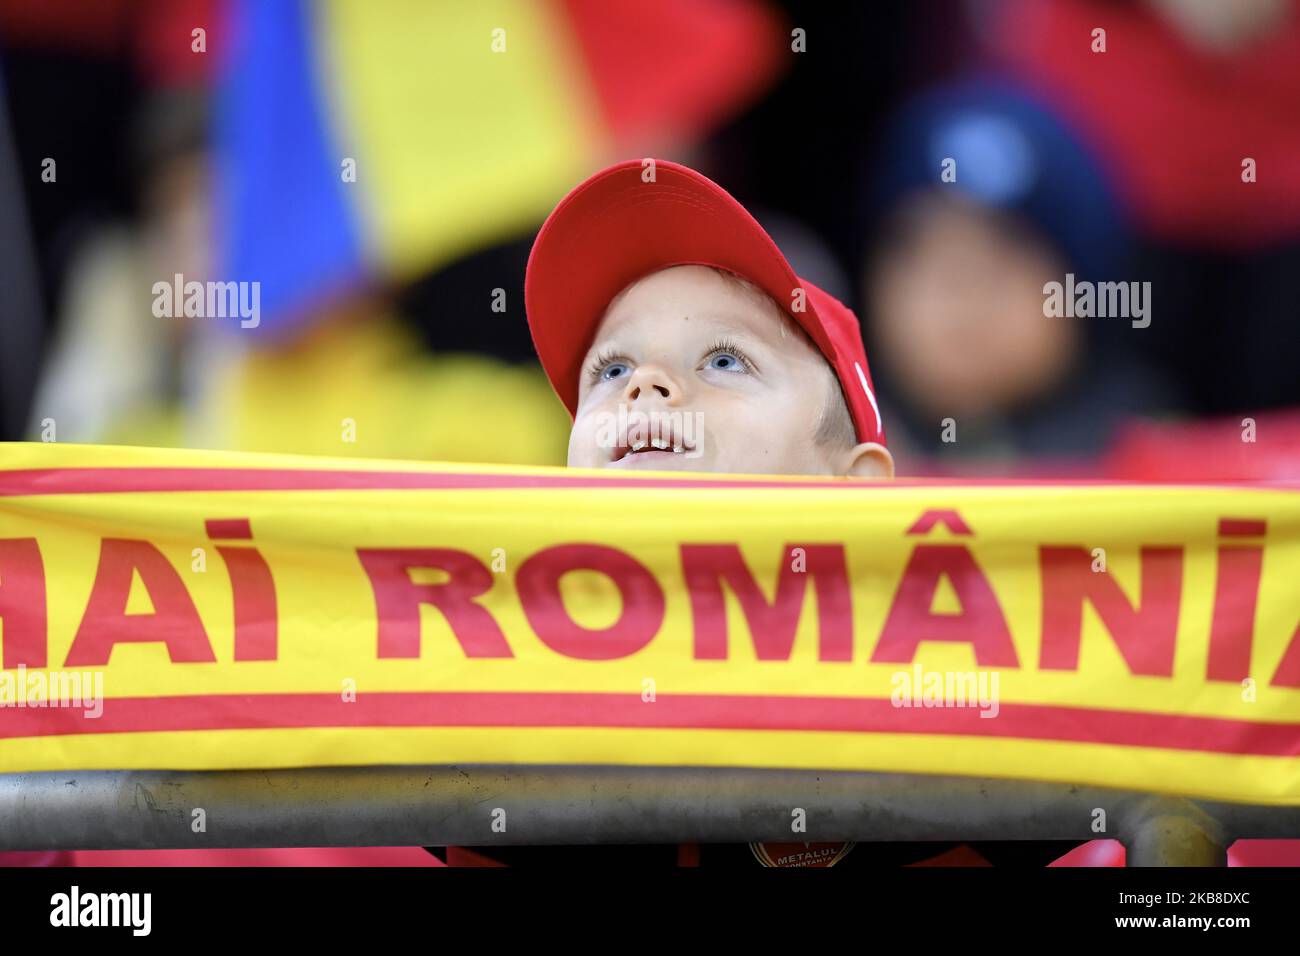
3;766;1297;865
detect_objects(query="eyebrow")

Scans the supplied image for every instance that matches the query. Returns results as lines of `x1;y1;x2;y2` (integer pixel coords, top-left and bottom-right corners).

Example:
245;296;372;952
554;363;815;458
698;319;766;338
680;310;789;343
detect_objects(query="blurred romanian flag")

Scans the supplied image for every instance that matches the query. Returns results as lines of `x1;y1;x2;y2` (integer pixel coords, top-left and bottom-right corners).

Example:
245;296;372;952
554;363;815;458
216;0;785;336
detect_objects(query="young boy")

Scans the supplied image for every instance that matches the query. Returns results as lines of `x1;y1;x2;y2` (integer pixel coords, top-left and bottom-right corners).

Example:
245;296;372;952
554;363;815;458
526;159;892;482
430;159;1074;867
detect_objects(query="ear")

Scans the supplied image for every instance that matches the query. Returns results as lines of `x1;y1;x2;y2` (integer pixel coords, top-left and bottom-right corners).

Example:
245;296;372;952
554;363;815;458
839;442;894;479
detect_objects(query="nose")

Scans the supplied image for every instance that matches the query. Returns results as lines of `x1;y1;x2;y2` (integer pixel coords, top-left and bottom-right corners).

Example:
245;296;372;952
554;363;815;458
621;363;680;405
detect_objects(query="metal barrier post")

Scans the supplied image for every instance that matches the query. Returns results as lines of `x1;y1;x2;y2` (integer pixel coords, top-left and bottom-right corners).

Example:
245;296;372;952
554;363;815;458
1124;798;1229;866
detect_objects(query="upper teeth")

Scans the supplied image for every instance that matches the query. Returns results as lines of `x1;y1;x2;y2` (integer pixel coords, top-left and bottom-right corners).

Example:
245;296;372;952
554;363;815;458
625;437;684;455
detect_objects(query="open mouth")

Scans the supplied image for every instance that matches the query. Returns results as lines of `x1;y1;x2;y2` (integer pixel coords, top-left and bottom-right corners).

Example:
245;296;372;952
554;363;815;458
609;419;697;463
610;435;696;463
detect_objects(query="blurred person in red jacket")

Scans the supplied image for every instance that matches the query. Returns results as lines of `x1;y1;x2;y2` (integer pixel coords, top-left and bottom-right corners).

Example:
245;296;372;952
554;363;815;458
984;0;1300;421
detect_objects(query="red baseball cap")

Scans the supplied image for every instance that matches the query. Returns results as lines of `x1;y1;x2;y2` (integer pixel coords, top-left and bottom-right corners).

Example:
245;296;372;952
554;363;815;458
524;158;886;446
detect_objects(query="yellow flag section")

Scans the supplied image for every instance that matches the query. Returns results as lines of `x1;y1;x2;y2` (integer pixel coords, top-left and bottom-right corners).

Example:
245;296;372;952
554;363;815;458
318;0;601;279
1;443;1298;804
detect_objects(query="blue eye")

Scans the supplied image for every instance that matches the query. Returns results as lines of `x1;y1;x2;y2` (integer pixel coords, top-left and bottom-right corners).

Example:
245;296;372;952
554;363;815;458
707;352;744;372
601;362;631;381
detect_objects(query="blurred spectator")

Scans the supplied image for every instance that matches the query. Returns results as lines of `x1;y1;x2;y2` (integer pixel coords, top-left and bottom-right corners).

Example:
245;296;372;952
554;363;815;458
983;0;1300;418
859;80;1174;472
26;80;572;459
28;88;211;444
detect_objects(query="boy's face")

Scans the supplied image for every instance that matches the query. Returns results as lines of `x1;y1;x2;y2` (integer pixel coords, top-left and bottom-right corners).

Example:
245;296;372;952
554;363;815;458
568;265;888;477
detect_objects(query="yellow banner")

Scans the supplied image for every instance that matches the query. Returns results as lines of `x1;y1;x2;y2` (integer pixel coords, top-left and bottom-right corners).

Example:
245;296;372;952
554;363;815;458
1;443;1298;805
